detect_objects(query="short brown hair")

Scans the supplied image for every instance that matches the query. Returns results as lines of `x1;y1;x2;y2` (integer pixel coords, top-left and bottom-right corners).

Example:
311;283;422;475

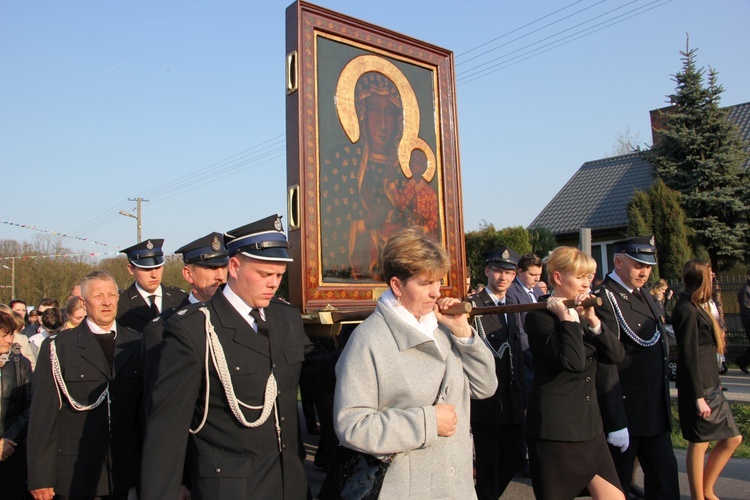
0;310;16;336
518;253;543;272
381;228;449;284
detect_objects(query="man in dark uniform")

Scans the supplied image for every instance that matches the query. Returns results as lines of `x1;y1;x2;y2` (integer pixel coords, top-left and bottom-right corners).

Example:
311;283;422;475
469;247;527;499
117;239;187;332
140;215;313;500
593;236;679;499
143;232;228;406
27;270;143;500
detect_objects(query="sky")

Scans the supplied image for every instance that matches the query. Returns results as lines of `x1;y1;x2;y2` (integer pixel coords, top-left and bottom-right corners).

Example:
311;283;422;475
1;0;749;260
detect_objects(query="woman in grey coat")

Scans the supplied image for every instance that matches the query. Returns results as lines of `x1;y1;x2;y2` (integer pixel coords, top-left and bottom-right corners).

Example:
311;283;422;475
333;228;497;499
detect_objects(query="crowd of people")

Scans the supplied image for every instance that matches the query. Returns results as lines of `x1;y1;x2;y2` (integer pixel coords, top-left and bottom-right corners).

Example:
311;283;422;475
0;225;747;500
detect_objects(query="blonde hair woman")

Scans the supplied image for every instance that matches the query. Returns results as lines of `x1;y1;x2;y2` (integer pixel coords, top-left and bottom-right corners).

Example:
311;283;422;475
524;247;625;500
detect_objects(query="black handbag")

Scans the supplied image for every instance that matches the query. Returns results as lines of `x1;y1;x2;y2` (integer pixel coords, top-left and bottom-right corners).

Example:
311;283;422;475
318;446;395;500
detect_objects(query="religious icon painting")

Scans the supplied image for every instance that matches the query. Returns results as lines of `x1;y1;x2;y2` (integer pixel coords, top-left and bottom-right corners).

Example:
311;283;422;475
285;1;465;314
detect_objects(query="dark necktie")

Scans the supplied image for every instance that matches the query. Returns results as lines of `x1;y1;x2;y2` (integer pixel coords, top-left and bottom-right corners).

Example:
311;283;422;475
148;295;159;318
249;309;270;337
632;288;647;306
498;301;507;328
95;331;116;373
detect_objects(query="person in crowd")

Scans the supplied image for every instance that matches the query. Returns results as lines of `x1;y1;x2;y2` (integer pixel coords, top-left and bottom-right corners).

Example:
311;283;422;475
9;300;29;331
524;246;625;500
507;252;544;397
0;310;33;500
143;232;228;409
23;298;58;337
672;260;742;500
141;215;313;500
468;247;526;498
28;308;63;359
117;239;187;332
534;281;548;296
736;269;750;374
333;227;497;498
0;306;36;371
25;309;39;334
649;279;671;324
62;295;86;330
593;236;680;499
27;270;143;500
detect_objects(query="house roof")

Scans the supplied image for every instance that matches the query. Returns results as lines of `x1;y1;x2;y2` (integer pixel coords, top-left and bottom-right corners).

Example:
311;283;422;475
726;101;750;168
528;152;654;235
530;100;750;236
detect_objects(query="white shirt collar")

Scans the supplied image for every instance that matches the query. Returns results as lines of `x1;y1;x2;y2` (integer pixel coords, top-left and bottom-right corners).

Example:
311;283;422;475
485;288;506;306
608;271;634;293
135;282;163;301
86;318;117;335
380;289;440;350
223;284;264;327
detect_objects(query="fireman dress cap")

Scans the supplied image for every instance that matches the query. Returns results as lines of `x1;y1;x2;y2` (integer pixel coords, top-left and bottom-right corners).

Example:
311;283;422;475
225;214;292;262
120;239;165;269
175;232;229;267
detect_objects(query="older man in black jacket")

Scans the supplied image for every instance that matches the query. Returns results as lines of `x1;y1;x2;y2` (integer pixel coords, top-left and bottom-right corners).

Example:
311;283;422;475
27;270;143;500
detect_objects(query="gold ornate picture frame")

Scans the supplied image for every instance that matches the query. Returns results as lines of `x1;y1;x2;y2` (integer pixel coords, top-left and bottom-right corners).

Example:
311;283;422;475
285;1;465;313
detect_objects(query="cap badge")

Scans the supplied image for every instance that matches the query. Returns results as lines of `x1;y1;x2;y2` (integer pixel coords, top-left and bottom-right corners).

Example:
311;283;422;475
649;236;655;247
502;249;510;259
146;240;154;250
274;217;283;231
211;235;221;252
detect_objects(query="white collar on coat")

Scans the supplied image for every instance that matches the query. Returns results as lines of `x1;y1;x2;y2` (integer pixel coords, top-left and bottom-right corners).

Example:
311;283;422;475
380;289;441;352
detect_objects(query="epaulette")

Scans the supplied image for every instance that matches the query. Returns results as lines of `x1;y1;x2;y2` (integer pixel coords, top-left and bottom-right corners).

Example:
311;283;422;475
166;285;187;294
270;296;296;308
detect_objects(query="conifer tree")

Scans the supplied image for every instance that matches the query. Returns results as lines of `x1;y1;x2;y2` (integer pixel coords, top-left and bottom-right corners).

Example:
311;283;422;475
648;179;692;280
648;40;749;270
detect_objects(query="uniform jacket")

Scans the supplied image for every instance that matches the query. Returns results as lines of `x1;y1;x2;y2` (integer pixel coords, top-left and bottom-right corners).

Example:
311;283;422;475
334;300;497;499
140;289;313;500
525;307;624;441
0;345;32;444
671;294;720;398
468;289;526;424
593;276;672;435
141;295;191;411
117;282;188;332
26;321;143;497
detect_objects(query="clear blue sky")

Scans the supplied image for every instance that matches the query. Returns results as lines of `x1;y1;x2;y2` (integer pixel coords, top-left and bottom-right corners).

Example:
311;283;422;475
1;0;748;258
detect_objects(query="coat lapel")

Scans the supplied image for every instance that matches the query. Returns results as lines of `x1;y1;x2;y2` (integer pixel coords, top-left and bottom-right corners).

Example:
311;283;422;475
212;291;271;358
113;324;138;377
77;323;112;379
378;303;444;361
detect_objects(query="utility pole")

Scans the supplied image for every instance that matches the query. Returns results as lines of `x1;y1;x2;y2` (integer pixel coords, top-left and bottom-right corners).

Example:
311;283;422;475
119;197;149;243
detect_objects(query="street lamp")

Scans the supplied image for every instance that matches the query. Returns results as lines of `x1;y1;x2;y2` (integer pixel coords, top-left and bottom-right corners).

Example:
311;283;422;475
118;210;141;244
2;260;15;299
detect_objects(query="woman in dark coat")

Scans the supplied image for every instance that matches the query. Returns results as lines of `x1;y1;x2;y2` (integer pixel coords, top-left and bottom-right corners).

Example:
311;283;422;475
0;310;33;499
525;246;625;500
672;259;742;500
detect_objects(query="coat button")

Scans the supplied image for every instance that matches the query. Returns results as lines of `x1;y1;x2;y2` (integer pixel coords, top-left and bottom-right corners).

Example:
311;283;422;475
80;374;85;378
215;468;221;474
585;376;591;383
448;467;455;475
234;366;240;372
281;416;286;422
282;444;287;450
272;363;277;369
586;396;591;402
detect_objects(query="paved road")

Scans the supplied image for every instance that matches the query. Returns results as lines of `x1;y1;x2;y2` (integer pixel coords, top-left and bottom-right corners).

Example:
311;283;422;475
301;368;750;499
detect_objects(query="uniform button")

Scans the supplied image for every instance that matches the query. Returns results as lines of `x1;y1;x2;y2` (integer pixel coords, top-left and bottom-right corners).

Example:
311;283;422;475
586;396;591;402
272;363;277;369
278;390;282;395
282;444;287;450
587;357;593;363
281;416;286;422
585;376;591;383
215;468;221;474
80;374;85;378
234;366;240;372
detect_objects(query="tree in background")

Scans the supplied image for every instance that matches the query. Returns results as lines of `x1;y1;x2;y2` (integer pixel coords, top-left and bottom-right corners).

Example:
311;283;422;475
528;227;556;259
464;222;531;289
648;40;749;270
627;180;692;282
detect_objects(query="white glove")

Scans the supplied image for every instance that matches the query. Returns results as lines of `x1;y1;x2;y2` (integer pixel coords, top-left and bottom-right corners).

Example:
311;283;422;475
607;427;629;452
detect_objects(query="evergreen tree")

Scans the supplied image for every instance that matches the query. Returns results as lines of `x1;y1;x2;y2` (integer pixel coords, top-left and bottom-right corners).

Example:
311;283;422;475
464;222;531;288
649;179;692;280
648;41;750;270
528;227;556;259
626;189;652;237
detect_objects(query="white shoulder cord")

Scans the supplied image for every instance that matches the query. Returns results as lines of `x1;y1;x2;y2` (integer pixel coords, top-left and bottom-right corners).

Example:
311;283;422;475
50;340;112;430
603;288;661;347
189;307;282;452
